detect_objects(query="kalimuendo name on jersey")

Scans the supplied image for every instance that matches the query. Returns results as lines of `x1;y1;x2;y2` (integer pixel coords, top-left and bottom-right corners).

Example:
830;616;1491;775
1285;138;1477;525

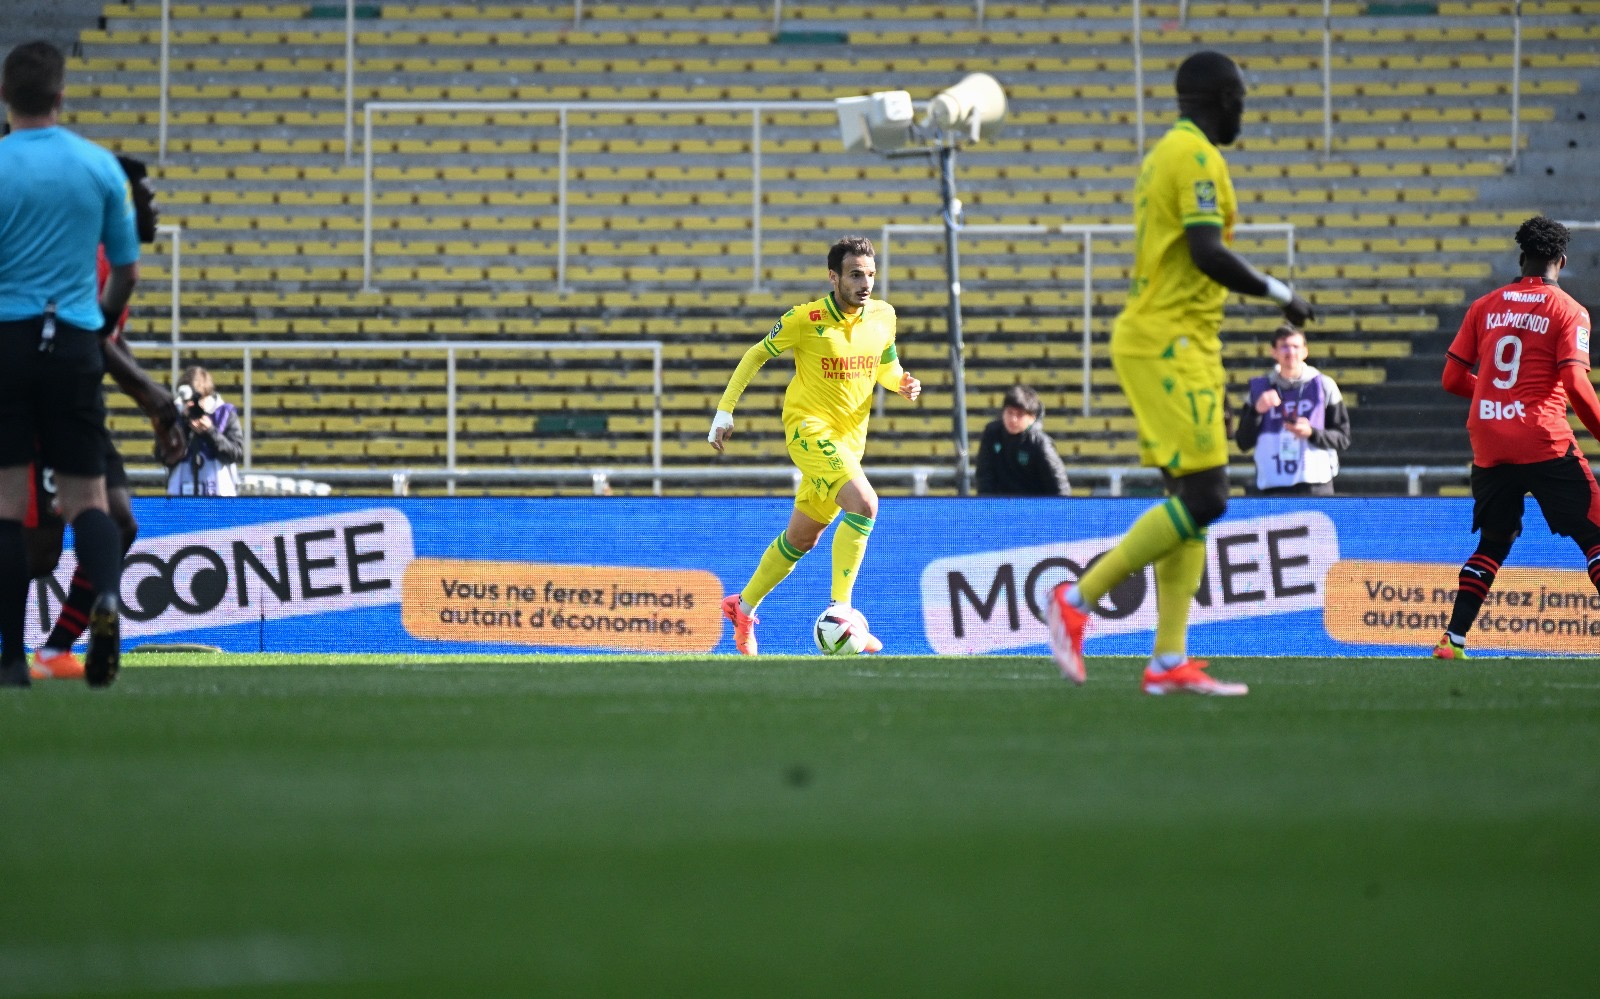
1485;311;1551;334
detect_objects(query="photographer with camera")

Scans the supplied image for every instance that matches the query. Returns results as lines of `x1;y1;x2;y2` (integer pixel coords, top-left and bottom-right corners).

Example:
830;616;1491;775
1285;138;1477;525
166;365;243;497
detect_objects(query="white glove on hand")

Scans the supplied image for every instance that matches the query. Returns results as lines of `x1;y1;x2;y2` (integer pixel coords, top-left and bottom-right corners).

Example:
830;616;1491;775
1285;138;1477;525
707;410;735;452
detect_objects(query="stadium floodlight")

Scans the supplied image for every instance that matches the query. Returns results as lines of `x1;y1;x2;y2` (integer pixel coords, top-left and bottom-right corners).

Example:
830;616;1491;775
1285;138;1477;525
835;91;916;153
833;73;1009;496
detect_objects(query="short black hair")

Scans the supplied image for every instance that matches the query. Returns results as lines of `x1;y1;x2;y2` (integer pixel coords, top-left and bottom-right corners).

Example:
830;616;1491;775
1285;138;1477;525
1174;51;1241;102
828;236;875;274
2;41;64;117
1002;384;1042;418
1515;216;1570;266
1271;323;1304;348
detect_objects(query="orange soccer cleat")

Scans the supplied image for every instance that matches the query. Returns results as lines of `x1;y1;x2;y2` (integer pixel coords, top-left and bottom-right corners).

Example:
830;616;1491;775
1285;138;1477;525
721;594;759;656
1045;583;1089;685
1432;635;1468;660
30;648;85;681
1141;658;1248;697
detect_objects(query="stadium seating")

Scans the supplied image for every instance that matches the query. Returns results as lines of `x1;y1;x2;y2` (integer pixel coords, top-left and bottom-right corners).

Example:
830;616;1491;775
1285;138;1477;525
66;0;1600;493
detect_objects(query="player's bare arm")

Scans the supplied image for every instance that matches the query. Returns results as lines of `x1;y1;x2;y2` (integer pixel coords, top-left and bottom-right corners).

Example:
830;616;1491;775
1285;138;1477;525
102;335;184;464
98;262;138;332
1185;224;1314;326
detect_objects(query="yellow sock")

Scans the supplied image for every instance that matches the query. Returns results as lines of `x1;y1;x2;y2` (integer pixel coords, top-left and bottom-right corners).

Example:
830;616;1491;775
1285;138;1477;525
831;512;874;604
740;532;807;608
1075;496;1201;603
1152;535;1207;660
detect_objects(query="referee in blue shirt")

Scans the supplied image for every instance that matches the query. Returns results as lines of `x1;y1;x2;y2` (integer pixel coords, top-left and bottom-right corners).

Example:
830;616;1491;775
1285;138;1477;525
0;41;138;687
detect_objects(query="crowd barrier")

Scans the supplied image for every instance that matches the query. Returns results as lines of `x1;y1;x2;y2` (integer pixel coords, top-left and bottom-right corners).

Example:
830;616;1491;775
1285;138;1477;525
31;497;1599;658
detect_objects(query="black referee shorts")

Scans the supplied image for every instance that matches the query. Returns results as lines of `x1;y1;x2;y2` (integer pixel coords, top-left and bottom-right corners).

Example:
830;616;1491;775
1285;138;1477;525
1471;450;1600;540
0;317;108;477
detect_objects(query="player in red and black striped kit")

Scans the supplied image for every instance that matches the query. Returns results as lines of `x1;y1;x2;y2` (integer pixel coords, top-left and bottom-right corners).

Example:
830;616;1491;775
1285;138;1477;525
1435;216;1600;658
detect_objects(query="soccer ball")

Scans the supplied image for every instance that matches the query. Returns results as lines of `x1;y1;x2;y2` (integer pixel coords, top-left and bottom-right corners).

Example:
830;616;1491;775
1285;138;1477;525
814;606;870;656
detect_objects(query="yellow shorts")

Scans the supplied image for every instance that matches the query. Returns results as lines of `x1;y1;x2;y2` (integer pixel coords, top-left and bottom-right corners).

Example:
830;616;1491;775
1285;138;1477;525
785;419;863;525
1114;341;1229;474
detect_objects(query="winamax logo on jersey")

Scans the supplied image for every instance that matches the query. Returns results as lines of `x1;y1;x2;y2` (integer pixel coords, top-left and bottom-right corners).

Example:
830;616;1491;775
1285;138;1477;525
27;509;415;642
919;512;1339;654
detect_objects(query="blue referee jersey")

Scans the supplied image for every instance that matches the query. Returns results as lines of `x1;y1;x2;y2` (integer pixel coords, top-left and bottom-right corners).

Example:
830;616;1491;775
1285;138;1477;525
0;126;139;330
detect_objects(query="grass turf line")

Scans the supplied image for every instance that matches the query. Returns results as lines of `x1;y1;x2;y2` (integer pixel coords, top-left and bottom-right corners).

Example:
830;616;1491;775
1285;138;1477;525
2;656;1597;997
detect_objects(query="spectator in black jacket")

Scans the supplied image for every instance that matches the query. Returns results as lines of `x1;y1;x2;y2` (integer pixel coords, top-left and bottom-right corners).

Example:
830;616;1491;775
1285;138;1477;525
976;385;1072;497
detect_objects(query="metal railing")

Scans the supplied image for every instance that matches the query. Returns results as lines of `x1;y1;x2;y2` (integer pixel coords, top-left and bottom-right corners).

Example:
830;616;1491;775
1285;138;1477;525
878;221;1298;417
144;340;666;496
123;463;1473;499
140;2;1547;174
358;99;837;294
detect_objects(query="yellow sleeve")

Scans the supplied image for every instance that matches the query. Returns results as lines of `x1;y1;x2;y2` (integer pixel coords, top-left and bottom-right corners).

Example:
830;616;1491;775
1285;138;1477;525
717;341;777;413
1176;145;1229;230
874;333;905;390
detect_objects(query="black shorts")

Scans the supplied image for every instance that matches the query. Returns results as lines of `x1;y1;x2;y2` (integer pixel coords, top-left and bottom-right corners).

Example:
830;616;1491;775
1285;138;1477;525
24;427;125;533
0;317;108;476
1470;451;1600;540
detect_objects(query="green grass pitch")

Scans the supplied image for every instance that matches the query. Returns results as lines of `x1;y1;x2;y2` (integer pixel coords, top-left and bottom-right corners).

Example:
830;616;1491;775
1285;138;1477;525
2;653;1597;997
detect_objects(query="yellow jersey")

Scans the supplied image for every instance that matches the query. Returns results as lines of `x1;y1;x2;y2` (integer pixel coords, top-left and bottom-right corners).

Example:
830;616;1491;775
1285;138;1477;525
718;291;904;445
1112;118;1238;358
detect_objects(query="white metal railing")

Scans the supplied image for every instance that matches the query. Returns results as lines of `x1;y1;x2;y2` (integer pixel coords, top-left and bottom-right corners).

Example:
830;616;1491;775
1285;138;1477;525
358;100;836;294
151;222;183;388
143;4;1547;169
1134;1;1531;165
878;222;1297;417
143;340;665;496
122;463;1474;499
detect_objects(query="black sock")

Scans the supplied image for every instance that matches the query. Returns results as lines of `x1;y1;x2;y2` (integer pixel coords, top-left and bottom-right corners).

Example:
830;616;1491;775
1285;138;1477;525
1447;550;1502;639
0;520;28;663
70;509;123;604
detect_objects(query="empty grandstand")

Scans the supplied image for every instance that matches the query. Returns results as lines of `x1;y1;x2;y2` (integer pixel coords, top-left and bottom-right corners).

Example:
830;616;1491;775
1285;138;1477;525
40;0;1600;494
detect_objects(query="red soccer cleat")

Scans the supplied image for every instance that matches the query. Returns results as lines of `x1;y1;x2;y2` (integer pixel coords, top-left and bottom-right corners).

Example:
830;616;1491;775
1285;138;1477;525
721;594;759;656
30;648;85;681
1141;658;1248;697
1045;583;1089;685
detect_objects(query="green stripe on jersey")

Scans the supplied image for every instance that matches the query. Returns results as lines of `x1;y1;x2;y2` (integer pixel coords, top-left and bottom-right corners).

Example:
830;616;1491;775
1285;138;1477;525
762;336;782;357
879;343;898;364
823;294;845;323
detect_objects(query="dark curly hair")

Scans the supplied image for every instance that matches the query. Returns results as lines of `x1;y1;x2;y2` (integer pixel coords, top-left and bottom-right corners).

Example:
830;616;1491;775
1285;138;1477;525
1515;216;1570;266
827;236;875;274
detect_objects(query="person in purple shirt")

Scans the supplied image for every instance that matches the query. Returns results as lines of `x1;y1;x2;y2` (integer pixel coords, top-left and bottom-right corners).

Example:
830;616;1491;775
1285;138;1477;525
0;40;138;688
1234;323;1352;496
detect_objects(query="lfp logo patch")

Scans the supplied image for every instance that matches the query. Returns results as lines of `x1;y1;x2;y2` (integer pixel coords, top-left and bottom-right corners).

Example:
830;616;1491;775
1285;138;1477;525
1193;180;1217;211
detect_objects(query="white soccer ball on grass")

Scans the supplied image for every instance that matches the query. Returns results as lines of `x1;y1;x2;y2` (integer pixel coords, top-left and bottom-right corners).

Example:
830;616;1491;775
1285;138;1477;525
814;606;870;656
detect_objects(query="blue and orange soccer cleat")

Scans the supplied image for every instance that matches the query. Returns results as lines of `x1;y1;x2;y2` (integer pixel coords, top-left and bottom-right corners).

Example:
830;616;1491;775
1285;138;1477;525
1142;658;1248;696
721;594;759;656
1045;583;1089;684
1432;635;1468;660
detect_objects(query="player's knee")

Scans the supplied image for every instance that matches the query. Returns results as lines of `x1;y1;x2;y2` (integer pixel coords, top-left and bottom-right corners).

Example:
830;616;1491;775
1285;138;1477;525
837;479;879;520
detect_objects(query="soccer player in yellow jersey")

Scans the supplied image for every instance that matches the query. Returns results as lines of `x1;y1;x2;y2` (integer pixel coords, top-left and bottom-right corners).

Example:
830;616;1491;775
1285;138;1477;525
708;236;921;654
1046;51;1314;695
